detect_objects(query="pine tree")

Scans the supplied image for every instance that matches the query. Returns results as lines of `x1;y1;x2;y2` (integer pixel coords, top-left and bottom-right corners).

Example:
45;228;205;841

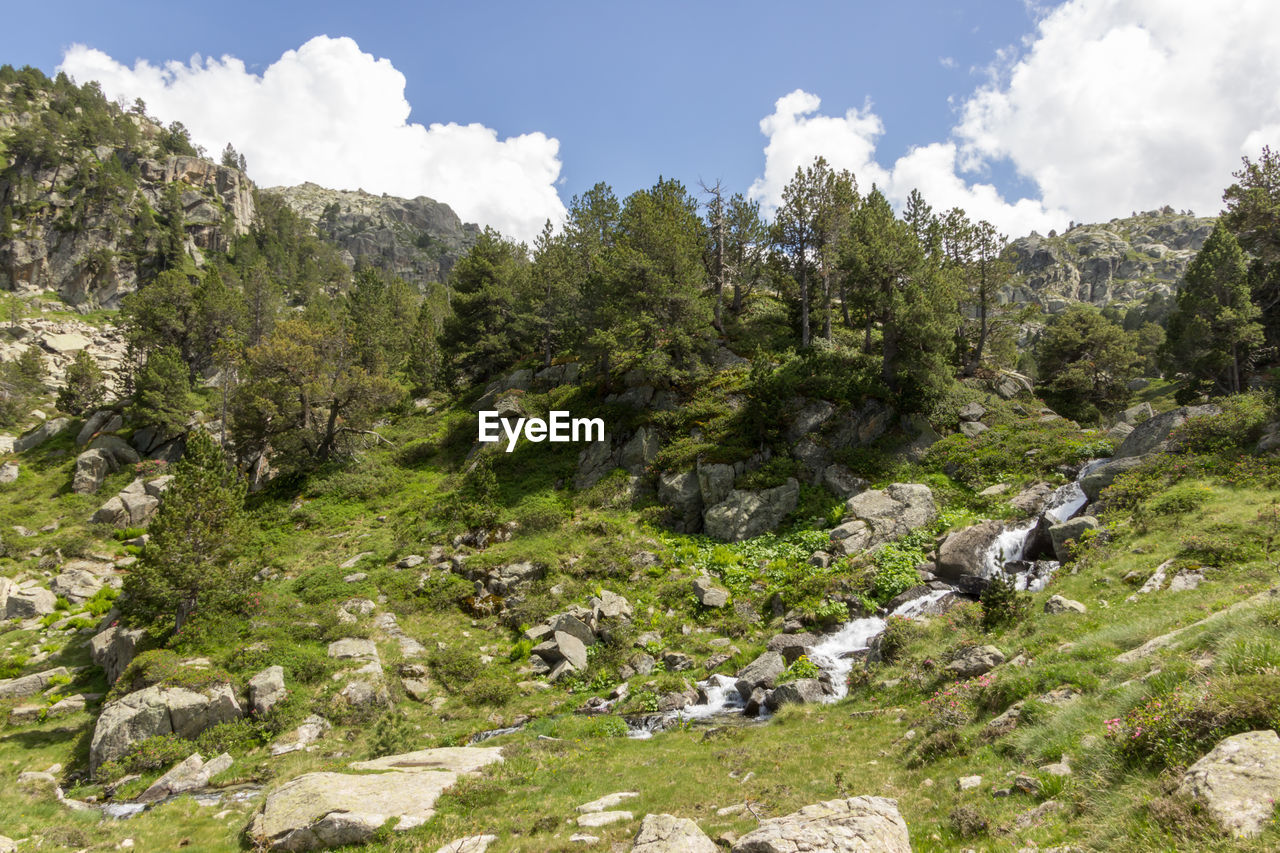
121;428;247;632
57;350;105;415
129;346;192;436
1164;225;1263;395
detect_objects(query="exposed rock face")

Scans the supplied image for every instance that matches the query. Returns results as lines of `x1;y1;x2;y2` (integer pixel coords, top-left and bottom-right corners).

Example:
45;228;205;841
692;577;730;608
730;796;911;853
1004;210;1214;313
90;625;147;685
1178;730;1280;838
1114;404;1222;458
1047;516;1100;561
3;585;56;619
936;521;1004;580
1081;456;1147;500
91;477;164;527
73;448;115;494
632;813;717;853
1044;594;1087;614
735;651;786;698
249;747;503;850
703;479;799;542
90;683;244;775
3;147;254;306
14;417;71;453
766;678;827;710
0;666;70;700
829;484;936;556
267;183;478;290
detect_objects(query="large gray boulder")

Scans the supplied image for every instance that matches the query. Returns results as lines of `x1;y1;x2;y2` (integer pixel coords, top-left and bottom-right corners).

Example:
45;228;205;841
692;577;730;608
1115;404;1221;458
935;521;1004;580
735;651;786;698
697;463;736;508
14;417;70;453
1178;730;1280;838
0;666;70;700
250;666;288;716
250;747;504;850
1048;516;1099;561
730;796;911;853
703;479;799;542
946;645;1006;678
787;399;836;443
76;409;123;446
1081;456;1147;501
90;625;147;685
766;678;826;711
137;751;233;803
632;813;717;853
73;448;115;494
829;484;936;556
659;471;703;533
50;567;107;604
89;434;142;466
92;478;161;527
4;585;56;619
90;683;243;775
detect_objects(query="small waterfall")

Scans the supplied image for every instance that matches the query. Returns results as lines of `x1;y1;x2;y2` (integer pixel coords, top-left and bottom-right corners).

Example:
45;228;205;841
981;459;1108;591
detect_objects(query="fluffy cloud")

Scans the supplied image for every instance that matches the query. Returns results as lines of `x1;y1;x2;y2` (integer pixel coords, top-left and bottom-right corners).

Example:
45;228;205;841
751;0;1280;236
59;36;565;242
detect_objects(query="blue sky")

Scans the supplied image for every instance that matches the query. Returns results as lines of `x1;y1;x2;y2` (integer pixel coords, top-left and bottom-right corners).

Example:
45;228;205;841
4;1;1279;241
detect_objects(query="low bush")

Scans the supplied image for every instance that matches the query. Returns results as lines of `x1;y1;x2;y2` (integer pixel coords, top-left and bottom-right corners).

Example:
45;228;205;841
462;675;515;707
95;734;191;781
428;646;482;693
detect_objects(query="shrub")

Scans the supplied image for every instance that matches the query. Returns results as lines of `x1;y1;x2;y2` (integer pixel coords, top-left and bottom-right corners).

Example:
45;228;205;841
1142;483;1212;519
428;647;482;693
367;711;418;758
923;673;994;730
462;676;515;707
195;718;268;755
1170;393;1273;455
877;615;922;663
95;734;191;781
84;586;119;616
417;572;475;612
109;650;237;700
949;806;988;839
778;655;822;683
980;573;1028;630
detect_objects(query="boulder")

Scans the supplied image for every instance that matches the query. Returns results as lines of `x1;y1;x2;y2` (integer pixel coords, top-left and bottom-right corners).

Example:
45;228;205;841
735;651;786;698
959;421;989;438
432;837;495;853
659;470;703;533
1106;421;1136;441
958;402;986;422
76;409;122;446
993;371;1034;400
554;631;589;671
249;665;288;716
1178;730;1280;838
551;613;597;647
692;577;730;608
90;683;244;775
90;625;147;685
89;434;142;466
787;399;836;443
590;589;633;622
828;399;895;449
1080;456;1147;501
1120;402;1154;425
137;751;233;802
14;417;70;453
830;484;936;556
0;461;16;484
618;427;660;474
1115;404;1221;458
270;715;331;756
730;796;911;853
51;567;107;604
0;666;70;700
1048;516;1099;561
72;448;115;494
696;463;736;509
946;645;1006;678
935;521;1004;581
766;678;826;710
703;479;799;542
1010;482;1055;514
632;813;717;853
821;464;869;498
327;638;380;664
4;585;57;619
766;633;818;664
1044;595;1087;614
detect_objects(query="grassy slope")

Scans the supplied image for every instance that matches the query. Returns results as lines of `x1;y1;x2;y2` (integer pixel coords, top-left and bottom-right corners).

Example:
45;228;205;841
1;371;1278;850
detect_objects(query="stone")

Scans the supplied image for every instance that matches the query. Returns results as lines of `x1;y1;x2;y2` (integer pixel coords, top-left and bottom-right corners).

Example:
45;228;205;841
590;589;633;621
270;715;331;756
831;484;936;556
766;633;818;664
251;748;503;850
47;694;89;717
958;402;987;422
765;678;826;710
72;448;115;494
137;751;233;802
17;770;58;794
4;586;56;619
1010;482;1055;514
692;577;730;608
0;461;17;484
632;813;717;853
959;421;989;438
1106;421;1135;441
554;631;589;671
978;483;1010;497
250;666;287;716
577;791;640;813
0;835;14;853
327;638;380;664
697;463;736;508
90;683;243;775
1044;595;1087;614
9;705;43;725
1120;402;1154;425
821;464;869;498
90;625;147;685
1178;730;1280;838
76;409;120;445
433;836;497;853
935;521;1004;581
1080;457;1147;501
659;470;703;533
703;479;800;542
1115;404;1221;458
729;796;910;853
552;613;597;647
664;651;694;672
957;775;983;790
1047;516;1100;561
89;434;142;466
735;651;786;698
0;666;71;700
51;567;106;604
1169;569;1206;591
348;747;504;774
577;811;633;828
14;417;70;453
945;645;1006;678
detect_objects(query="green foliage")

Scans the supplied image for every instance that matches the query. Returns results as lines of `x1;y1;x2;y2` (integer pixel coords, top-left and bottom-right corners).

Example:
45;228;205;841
367;711;418;758
1169;393;1273;454
109;649;236;700
877;614;922;663
96;734;192;782
462;676;515;707
441;228;536;381
417;572;475;612
128;345;192;435
120;428;248;632
927;420;1114;489
428;646;483;693
778;654;822;683
1037;305;1141;422
56;350;106;415
979;573;1029;631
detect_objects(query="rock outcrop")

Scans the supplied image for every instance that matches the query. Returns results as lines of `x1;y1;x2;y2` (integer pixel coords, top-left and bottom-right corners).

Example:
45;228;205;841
632;813;717;853
730;796;911;853
90;683;244;775
703;479;799;542
1178;730;1280;838
829;484;936;556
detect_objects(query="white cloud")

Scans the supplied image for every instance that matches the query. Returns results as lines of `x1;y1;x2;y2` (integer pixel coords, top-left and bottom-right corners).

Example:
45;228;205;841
751;0;1280;236
59;36;565;243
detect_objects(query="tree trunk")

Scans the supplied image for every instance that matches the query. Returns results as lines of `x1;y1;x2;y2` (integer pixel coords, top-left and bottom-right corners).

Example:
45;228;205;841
799;258;810;348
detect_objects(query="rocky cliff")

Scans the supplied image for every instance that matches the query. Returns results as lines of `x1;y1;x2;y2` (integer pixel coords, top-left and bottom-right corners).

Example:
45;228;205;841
0;79;254;307
265;183;478;288
1003;207;1216;313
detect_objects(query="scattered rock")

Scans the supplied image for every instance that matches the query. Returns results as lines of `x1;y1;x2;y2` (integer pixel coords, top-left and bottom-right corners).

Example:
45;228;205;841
735;651;786;698
946;645;1006;678
4;586;57;619
270;715;331;756
137;751;233;802
14;417;71;453
0;666;69;700
730;796;911;853
1044;595;1087;614
1115;404;1220;458
632;813;717;853
577;791;640;813
1178;730;1280;838
936;521;1004;580
692;577;730;608
957;775;983;790
433;837;497;853
1047;516;1099;561
90;625;147;685
703;479;800;542
90;683;244;775
249;666;287;716
830;483;937;557
577;811;633;828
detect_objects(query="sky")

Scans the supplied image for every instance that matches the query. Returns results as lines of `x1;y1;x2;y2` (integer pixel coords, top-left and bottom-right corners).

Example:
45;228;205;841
3;0;1280;243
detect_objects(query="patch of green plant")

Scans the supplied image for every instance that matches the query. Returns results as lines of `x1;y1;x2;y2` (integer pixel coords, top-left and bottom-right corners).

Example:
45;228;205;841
979;573;1029;631
95;734;193;781
778;654;822;683
366;710;418;758
428;646;482;693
